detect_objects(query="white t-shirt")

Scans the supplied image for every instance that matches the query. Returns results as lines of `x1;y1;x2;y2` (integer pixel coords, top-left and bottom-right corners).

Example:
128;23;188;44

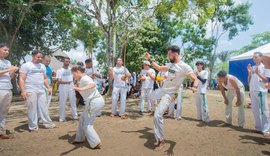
197;70;208;93
56;67;73;84
86;67;100;84
113;66;130;88
19;62;46;92
140;68;156;89
0;59;12;90
79;75;100;101
250;64;270;93
222;74;243;91
162;61;193;94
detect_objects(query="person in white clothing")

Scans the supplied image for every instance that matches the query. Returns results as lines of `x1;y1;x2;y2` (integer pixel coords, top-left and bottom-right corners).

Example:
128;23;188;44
194;61;209;123
19;50;55;132
145;45;199;150
247;52;270;137
262;54;270;89
71;65;104;149
56;57;78;122
108;58;131;119
0;43;18;139
138;61;156;115
217;70;245;128
168;85;183;120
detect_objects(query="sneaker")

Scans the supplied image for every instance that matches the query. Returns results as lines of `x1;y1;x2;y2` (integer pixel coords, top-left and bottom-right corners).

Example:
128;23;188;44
71;116;78;120
175;117;182;121
45;123;56;129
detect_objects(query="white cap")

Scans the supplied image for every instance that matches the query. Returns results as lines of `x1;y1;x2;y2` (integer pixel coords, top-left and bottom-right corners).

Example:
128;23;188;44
143;61;150;66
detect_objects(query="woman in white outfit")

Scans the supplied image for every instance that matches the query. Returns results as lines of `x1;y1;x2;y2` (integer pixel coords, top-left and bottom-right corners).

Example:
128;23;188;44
217;70;245;128
71;65;105;149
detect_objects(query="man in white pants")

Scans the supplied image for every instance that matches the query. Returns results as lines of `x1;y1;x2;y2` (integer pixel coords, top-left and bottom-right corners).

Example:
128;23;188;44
145;45;198;149
0;43;18;139
108;58;131;119
56;57;78;122
194;61;209;123
19;50;55;132
85;59;102;116
139;61;155;115
217;70;245;128
71;65;105;149
247;52;270;137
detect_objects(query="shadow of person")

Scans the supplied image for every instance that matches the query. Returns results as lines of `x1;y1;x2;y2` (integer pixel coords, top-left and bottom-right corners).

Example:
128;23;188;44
239;135;270;145
14;123;29;133
262;150;270;155
58;132;91;156
122;127;176;155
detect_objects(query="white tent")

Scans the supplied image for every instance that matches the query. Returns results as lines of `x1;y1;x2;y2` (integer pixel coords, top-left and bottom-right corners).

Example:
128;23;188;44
49;50;69;71
230;43;270;61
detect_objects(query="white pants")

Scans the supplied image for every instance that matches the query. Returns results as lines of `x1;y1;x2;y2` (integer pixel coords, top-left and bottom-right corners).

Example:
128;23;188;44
149;89;165;112
195;93;209;122
75;97;105;148
111;87;127;116
58;84;78;120
225;89;245;127
140;88;154;112
250;91;269;133
26;90;55;130
0;90;12;135
153;92;176;142
168;88;182;118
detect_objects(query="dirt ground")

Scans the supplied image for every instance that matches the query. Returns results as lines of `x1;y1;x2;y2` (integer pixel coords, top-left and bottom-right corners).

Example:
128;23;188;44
1;90;270;156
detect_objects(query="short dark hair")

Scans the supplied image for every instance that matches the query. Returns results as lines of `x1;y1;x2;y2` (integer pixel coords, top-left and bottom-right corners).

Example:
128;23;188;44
217;70;227;78
77;61;84;66
71;65;85;73
196;61;205;70
85;58;92;64
254;51;263;57
32;50;43;56
167;45;180;54
63;57;70;61
0;42;9;48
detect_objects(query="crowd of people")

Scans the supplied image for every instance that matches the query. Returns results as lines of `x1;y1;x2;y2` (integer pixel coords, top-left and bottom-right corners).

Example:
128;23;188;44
0;42;270;150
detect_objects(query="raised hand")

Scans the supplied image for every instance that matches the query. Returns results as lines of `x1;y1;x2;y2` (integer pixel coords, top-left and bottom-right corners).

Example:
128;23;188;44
247;64;252;74
144;52;151;60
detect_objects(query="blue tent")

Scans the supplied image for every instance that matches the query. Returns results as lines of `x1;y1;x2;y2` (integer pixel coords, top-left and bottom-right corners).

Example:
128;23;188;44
229;43;270;90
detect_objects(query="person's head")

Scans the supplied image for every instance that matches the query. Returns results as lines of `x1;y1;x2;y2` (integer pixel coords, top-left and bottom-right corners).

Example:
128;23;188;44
195;61;205;71
167;45;180;63
253;52;263;64
77;61;84;67
217;70;227;82
43;55;51;66
143;61;150;70
116;58;123;66
0;42;10;59
71;65;85;80
63;57;70;67
32;50;44;64
85;58;92;68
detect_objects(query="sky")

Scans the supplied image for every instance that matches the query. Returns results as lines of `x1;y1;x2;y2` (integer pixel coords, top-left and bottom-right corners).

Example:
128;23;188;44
66;0;270;63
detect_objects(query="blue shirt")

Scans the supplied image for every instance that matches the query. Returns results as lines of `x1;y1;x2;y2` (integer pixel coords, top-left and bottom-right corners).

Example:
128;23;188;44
46;66;53;85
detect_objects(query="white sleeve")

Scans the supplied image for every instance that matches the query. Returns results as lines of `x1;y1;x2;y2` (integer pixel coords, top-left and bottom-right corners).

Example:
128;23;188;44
125;67;130;74
19;63;28;74
263;68;270;78
151;69;156;77
201;70;209;79
82;76;95;85
7;61;11;68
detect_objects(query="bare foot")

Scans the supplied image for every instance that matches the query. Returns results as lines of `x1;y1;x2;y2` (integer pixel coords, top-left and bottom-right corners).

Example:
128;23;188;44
263;133;270;138
154;140;166;151
154;141;160;146
0;134;14;139
93;143;102;149
149;111;154;117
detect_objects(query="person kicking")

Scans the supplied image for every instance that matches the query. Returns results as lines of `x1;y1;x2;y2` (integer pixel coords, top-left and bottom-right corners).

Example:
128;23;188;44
145;45;198;150
56;57;78;122
217;70;245;128
71;65;104;149
19;50;55;132
108;58;131;119
248;52;270;137
0;43;18;139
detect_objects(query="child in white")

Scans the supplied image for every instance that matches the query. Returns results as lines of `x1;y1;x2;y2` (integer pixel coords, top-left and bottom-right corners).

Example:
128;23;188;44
248;52;270;136
145;45;198;149
194;61;209;122
56;58;78;122
0;43;18;138
217;71;245;127
19;50;55;131
72;65;104;149
139;61;156;113
108;58;131;119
